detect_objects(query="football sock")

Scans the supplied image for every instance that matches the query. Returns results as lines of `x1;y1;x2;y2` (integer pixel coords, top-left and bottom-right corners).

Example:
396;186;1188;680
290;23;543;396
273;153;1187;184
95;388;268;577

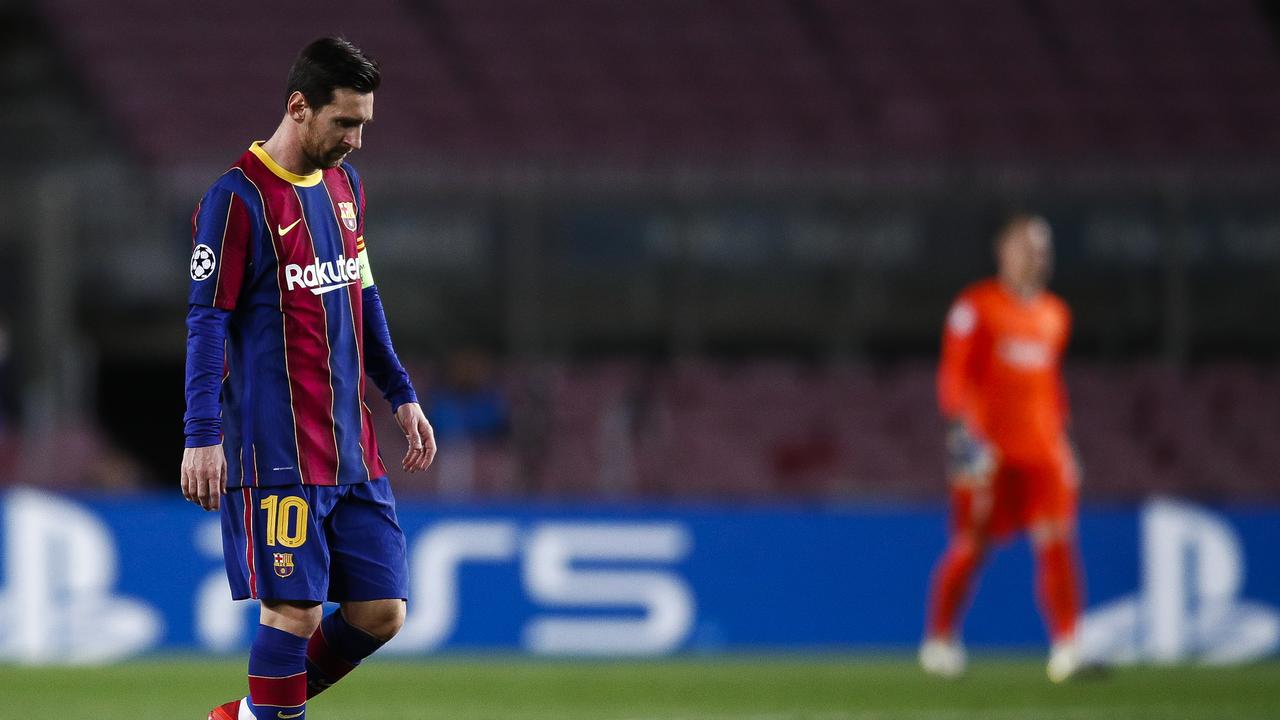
926;537;982;639
1035;538;1082;643
305;609;389;698
247;624;308;720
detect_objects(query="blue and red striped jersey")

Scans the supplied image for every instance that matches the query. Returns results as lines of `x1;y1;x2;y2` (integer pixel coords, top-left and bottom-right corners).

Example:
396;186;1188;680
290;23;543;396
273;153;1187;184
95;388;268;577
184;142;415;487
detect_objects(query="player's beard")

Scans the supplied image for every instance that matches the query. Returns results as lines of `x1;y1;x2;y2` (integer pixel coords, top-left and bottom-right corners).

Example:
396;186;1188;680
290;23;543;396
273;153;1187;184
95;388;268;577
300;128;351;170
321;143;352;168
302;143;349;170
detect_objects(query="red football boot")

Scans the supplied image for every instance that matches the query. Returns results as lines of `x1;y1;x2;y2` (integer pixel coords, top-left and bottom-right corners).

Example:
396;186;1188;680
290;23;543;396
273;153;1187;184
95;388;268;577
208;699;242;720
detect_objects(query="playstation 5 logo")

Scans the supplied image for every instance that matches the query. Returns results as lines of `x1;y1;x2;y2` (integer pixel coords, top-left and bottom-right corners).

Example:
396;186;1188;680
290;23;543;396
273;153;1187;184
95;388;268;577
0;489;162;664
389;521;695;656
1082;498;1280;665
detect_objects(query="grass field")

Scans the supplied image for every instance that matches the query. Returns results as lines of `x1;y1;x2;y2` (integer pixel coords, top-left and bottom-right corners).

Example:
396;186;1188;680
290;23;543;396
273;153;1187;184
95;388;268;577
2;656;1278;720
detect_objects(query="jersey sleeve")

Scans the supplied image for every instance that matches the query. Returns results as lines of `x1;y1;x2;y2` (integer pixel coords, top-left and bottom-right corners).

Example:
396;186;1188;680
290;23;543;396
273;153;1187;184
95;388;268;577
347;171;417;409
363;284;418;410
188;184;255;310
1054;301;1073;427
937;292;983;424
183;304;232;447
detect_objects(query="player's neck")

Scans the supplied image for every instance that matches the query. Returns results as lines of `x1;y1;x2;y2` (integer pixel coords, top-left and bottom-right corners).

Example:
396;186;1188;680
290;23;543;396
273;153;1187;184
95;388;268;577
260;125;318;177
998;276;1041;302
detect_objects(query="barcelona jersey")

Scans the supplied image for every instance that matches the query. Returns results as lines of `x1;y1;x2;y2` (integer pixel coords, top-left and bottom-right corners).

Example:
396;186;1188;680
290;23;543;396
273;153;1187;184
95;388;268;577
186;142;403;487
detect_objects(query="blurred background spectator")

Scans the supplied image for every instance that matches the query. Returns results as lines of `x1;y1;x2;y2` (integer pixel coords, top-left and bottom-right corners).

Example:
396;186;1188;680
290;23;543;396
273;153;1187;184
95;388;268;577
421;347;512;497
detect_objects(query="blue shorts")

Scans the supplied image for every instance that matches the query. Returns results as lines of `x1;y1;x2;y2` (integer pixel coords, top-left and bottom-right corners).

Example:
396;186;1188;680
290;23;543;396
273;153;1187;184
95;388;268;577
221;477;409;603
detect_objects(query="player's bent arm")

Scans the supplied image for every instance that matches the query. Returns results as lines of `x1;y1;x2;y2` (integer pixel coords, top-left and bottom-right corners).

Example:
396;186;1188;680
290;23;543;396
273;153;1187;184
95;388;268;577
937;296;982;421
937;297;993;481
361;284;418;411
362;284;437;473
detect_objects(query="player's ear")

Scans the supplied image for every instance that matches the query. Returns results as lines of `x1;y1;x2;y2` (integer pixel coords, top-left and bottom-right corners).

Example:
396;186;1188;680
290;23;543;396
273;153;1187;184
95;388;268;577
286;91;309;123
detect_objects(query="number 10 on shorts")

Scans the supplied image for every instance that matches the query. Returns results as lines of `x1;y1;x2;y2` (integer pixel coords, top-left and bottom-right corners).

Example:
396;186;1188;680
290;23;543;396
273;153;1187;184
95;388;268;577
259;495;309;548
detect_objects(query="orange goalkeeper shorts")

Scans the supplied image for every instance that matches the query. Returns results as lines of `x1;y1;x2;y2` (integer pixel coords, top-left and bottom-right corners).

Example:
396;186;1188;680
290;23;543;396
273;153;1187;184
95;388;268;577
949;450;1078;541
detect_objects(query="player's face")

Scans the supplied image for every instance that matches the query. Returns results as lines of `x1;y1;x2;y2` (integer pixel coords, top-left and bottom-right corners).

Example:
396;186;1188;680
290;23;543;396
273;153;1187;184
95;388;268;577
301;88;374;169
998;219;1053;292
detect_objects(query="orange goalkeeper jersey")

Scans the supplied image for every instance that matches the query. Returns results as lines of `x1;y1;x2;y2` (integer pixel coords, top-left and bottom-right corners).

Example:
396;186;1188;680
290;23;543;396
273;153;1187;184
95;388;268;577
937;278;1071;464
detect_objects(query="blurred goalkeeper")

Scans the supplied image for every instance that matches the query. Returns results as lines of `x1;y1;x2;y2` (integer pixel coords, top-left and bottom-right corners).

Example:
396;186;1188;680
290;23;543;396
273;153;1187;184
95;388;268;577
920;215;1085;683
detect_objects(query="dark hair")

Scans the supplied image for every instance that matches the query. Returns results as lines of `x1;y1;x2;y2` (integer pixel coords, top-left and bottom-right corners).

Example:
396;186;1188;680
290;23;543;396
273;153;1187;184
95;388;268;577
286;36;380;110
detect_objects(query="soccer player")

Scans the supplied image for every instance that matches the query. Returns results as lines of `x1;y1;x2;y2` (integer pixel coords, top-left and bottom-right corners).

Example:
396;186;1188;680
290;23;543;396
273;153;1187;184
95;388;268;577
919;215;1085;683
180;37;436;720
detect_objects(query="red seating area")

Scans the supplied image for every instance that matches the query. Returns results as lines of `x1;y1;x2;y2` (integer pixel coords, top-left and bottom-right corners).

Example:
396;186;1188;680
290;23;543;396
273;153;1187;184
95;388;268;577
1066;363;1280;502
42;0;1280;167
387;361;1280;503
42;0;465;166
814;0;1280;157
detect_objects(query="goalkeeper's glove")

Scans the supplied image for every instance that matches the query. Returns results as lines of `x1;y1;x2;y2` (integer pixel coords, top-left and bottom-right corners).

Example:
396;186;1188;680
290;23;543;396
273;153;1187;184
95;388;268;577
946;420;995;480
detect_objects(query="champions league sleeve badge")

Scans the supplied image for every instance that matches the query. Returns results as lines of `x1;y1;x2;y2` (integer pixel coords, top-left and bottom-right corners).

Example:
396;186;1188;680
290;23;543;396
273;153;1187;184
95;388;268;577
190;244;217;281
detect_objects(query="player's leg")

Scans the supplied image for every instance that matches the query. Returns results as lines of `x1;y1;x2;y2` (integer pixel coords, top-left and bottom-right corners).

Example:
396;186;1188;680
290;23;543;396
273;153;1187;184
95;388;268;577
1030;520;1081;645
305;600;405;698
922;472;999;676
211;486;331;720
925;537;987;644
1031;520;1083;682
1027;453;1084;682
305;478;409;698
241;601;322;720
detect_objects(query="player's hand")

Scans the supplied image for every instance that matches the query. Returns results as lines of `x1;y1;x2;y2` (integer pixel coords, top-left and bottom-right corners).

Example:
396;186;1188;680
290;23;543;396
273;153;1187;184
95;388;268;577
395;402;436;473
181;444;227;511
1064;438;1083;487
946;420;995;481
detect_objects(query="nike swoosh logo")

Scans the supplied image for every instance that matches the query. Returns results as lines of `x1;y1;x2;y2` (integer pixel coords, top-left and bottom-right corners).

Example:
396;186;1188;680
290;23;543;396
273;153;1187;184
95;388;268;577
310;281;356;295
277;219;302;236
278;711;304;719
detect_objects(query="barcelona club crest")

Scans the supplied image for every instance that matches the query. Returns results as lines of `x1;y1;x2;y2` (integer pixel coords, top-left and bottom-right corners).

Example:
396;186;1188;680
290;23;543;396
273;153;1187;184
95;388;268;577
337;201;358;232
273;552;295;578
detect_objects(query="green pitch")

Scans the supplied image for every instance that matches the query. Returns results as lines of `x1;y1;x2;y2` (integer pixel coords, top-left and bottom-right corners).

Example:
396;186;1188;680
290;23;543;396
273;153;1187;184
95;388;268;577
2;656;1278;720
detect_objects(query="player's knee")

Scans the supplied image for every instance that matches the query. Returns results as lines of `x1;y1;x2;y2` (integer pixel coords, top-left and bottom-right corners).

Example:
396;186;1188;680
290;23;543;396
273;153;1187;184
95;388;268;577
374;600;406;639
1029;520;1073;547
951;531;987;560
347;599;405;641
261;600;324;637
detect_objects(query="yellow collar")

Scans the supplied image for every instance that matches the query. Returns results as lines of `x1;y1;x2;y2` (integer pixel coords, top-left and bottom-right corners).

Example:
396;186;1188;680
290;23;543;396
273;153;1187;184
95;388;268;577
249;142;323;187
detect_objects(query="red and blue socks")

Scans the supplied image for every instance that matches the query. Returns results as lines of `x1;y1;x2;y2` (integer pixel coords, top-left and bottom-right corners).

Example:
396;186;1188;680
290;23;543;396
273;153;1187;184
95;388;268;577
305;610;388;698
247;624;308;720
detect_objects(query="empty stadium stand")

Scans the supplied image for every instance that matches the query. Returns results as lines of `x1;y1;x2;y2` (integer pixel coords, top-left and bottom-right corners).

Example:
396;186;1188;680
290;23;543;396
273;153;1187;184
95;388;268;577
381;360;1280;503
23;1;1280;502
39;0;1280;168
